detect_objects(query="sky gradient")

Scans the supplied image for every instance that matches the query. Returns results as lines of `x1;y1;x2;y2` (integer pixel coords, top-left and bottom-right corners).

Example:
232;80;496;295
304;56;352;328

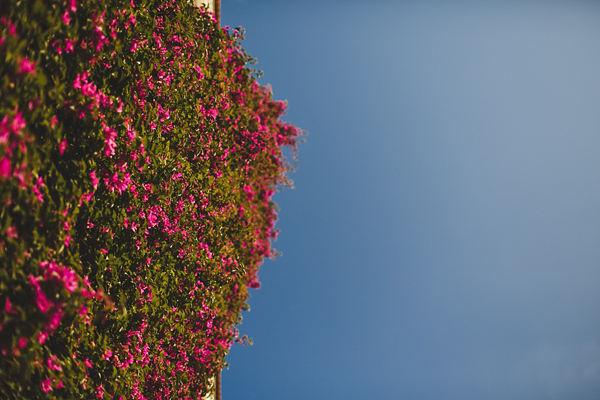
220;1;600;398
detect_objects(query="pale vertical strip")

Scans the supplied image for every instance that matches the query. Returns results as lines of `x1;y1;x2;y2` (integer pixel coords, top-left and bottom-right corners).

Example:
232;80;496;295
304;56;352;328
202;376;216;400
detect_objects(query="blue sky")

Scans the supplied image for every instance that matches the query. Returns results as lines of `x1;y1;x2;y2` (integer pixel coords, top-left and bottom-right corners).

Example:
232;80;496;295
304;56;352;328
221;1;600;398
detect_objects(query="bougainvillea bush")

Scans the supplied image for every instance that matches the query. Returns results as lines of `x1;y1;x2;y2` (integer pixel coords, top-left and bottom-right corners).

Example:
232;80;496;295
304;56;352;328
0;0;300;397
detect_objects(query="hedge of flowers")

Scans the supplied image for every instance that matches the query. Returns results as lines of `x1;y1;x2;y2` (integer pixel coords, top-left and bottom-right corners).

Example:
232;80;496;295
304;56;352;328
0;0;300;397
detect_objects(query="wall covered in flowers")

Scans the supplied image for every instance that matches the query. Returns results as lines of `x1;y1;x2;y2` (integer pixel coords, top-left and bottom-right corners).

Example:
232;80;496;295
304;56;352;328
0;0;300;397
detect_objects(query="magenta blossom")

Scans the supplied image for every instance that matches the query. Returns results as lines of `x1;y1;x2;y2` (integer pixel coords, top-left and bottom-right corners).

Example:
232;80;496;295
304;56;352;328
59;139;67;155
28;275;52;312
41;379;53;393
0;158;9;178
46;309;63;331
47;355;62;371
19;58;36;75
62;10;71;25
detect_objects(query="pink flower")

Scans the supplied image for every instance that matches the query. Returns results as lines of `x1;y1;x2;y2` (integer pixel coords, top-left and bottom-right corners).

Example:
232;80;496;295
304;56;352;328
52;39;63;54
17;337;26;348
103;124;117;157
0;157;10;178
33;177;44;203
19;58;36;75
28;275;52;312
65;39;75;53
38;331;48;344
47;355;62;371
90;170;99;189
43;262;78;292
104;349;112;360
59;140;67;155
84;358;93;368
78;304;88;316
64;234;71;247
62;10;71;25
207;109;218;119
249;280;261;289
41;379;53;393
46;309;63;331
4;297;12;313
96;385;104;399
11;112;25;132
130;40;140;53
147;212;158;227
6;225;17;239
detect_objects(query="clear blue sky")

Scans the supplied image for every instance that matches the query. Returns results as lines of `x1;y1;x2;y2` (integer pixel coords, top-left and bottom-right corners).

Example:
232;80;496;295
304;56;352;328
221;1;600;399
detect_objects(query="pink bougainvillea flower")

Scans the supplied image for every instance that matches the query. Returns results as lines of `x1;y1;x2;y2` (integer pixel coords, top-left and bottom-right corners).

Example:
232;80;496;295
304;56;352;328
59;139;67;155
4;297;12;313
43;262;78;292
41;379;53;393
46;309;63;331
6;225;17;239
90;170;99;189
248;280;261;289
17;337;26;348
0;116;9;143
62;10;71;25
33;177;45;203
147;212;158;227
28;275;52;312
52;39;63;54
103;124;118;157
38;331;48;344
206;109;218;119
84;359;93;368
0;157;10;179
65;39;75;53
47;354;63;371
96;385;105;399
19;58;36;75
78;304;88;316
10;112;25;132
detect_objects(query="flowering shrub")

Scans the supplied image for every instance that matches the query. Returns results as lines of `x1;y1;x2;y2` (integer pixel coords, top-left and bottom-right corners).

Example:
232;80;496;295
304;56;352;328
0;0;300;397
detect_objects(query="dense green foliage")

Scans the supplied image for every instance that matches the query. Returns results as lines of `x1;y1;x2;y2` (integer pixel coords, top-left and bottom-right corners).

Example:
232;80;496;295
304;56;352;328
0;0;300;397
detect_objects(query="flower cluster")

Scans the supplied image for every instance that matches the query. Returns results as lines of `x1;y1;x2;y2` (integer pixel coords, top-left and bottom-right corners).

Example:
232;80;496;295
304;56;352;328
0;0;301;397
